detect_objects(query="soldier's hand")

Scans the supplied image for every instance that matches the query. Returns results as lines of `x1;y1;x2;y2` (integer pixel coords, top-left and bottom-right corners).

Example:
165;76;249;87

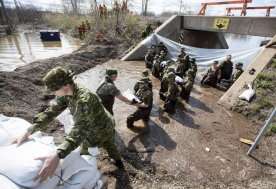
138;103;148;108
34;153;60;183
12;132;31;146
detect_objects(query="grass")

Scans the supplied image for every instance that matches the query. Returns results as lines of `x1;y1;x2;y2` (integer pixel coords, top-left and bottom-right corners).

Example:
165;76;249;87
255;72;276;90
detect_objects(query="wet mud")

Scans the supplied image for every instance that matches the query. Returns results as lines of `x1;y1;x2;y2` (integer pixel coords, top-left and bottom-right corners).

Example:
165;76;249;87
74;60;276;188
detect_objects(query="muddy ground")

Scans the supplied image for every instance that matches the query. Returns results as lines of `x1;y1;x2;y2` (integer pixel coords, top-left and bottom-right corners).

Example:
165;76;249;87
1;47;276;188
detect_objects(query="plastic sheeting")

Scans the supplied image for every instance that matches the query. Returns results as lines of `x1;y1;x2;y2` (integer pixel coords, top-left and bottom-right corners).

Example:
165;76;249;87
132;34;263;67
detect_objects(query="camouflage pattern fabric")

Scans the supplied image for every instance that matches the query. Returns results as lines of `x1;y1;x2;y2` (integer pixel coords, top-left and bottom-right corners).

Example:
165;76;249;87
29;84;121;161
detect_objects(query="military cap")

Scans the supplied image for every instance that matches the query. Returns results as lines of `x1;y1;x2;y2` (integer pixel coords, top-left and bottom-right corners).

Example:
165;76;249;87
142;69;149;77
236;62;243;67
43;66;74;92
191;58;196;62
106;69;118;76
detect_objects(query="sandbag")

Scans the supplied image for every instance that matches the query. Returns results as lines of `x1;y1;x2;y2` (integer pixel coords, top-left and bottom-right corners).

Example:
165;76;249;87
0;114;31;146
239;84;255;102
175;76;184;84
0;140;57;188
123;89;141;103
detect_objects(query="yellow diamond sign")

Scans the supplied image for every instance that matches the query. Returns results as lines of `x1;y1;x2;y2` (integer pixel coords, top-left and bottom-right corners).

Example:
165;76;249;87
213;18;230;30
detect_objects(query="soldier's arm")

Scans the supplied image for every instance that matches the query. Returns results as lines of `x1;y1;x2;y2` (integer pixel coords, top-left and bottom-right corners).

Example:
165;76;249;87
56;96;92;159
28;96;68;134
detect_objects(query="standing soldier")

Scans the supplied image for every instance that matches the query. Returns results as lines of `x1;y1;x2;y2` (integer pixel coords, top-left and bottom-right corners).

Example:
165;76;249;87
14;67;124;182
190;58;197;80
178;47;186;59
164;72;179;114
127;76;153;129
218;55;233;82
180;69;195;102
159;67;175;101
96;69;144;115
145;46;156;69
134;70;152;93
85;20;91;31
156;42;168;56
176;55;190;78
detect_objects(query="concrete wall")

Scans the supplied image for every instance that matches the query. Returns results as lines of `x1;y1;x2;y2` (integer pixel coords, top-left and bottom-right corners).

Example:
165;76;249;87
182;16;276;37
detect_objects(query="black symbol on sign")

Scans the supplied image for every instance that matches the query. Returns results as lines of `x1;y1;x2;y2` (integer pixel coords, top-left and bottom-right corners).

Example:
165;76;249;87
216;23;224;29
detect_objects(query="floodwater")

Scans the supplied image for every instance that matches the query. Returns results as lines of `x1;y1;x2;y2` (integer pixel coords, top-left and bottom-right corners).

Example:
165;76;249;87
0;32;80;72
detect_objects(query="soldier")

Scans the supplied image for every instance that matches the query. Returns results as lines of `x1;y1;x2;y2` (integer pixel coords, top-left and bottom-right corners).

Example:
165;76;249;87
218;55;233;82
145;47;156;69
218;62;244;90
159;67;175;101
156;42;168;56
190;58;197;80
164;72;179;114
96;69;143;115
14;67;124;182
180;69;195;102
232;62;244;82
176;55;190;78
152;55;161;78
134;70;152;93
178;47;186;59
127;77;153;128
201;61;220;87
85;20;91;31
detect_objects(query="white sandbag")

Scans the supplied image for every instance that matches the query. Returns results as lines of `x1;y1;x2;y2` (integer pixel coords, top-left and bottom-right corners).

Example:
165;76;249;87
160;61;168;68
57;109;74;134
123;89;141;103
239;84;255;102
0;140;57;188
0;114;31;146
175;76;184;84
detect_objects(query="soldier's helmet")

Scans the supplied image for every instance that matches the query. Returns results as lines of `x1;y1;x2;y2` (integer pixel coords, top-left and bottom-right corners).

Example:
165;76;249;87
184;55;190;61
236;62;243;68
142;69;149;77
43;66;74;92
191;58;196;63
106;69;118;76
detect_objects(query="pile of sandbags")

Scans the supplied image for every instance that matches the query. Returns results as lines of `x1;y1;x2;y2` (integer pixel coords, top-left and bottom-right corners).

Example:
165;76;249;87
0;114;104;189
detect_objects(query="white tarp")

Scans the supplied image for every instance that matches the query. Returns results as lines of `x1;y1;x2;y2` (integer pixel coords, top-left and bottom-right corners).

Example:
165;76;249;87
130;34;262;67
0;114;102;189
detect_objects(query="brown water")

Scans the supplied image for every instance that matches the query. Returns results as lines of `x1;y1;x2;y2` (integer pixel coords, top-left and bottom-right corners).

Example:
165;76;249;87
0;32;80;72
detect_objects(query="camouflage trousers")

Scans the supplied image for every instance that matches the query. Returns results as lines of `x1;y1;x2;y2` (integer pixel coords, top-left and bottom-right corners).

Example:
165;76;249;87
127;108;151;127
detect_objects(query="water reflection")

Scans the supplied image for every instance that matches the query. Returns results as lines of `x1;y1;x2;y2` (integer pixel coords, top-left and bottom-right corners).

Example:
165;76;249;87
0;32;80;72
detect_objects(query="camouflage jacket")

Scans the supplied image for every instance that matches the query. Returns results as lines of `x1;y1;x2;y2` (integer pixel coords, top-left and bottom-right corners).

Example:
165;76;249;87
29;84;114;159
166;82;179;101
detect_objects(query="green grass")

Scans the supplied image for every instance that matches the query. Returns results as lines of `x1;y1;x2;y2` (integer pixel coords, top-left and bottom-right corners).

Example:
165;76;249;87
255;72;276;90
251;97;274;113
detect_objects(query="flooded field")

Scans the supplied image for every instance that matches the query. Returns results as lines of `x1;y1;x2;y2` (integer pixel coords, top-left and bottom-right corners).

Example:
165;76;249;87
0;32;80;72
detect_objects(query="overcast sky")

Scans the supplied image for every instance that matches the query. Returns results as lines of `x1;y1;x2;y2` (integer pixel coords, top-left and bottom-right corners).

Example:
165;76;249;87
6;0;276;16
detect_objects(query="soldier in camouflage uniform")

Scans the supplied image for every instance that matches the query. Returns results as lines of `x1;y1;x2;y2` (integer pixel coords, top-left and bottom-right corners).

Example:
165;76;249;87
190;58;197;80
218;55;233;82
127;76;153;128
159;67;175;101
96;69;140;115
176;55;190;78
156;42;168;56
14;67;124;182
152;50;167;79
134;69;152;93
145;46;156;69
164;72;179;114
180;69;195;102
178;47;186;59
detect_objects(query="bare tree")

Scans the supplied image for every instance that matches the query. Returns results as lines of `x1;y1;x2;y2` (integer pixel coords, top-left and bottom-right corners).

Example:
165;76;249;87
142;0;149;16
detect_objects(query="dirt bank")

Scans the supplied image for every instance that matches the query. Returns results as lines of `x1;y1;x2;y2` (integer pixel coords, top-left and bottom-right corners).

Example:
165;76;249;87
232;57;276;124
